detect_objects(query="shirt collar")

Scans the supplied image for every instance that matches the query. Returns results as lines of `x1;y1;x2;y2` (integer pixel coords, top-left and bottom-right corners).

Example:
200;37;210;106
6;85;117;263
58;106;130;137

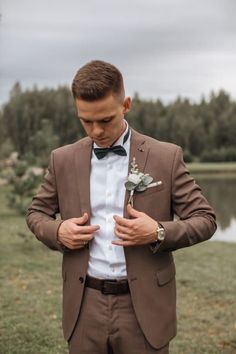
113;120;129;147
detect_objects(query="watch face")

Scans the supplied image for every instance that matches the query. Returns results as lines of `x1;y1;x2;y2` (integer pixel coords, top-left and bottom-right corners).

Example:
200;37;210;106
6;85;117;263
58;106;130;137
158;228;165;241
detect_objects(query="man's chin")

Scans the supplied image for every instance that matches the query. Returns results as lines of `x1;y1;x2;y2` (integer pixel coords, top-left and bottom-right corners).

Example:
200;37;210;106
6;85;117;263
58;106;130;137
94;139;110;147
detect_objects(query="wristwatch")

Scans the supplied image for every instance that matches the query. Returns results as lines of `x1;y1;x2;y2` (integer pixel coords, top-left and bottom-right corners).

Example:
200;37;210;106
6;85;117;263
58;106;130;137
155;224;165;242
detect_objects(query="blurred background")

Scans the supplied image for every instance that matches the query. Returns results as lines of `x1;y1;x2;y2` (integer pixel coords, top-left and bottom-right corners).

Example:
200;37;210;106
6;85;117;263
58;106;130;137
0;1;235;353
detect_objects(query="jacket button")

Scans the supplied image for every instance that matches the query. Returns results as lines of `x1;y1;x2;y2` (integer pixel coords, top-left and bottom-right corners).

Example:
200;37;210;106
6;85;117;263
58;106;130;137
79;276;84;283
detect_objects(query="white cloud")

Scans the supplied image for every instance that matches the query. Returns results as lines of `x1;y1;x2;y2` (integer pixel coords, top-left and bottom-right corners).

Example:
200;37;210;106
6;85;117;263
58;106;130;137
0;0;236;104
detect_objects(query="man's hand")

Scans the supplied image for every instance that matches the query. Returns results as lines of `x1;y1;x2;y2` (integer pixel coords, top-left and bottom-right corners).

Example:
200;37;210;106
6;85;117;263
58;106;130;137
57;213;100;250
112;204;158;246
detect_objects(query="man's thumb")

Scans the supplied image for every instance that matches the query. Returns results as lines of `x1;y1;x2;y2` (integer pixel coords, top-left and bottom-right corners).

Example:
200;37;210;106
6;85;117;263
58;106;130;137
72;213;88;225
127;204;142;218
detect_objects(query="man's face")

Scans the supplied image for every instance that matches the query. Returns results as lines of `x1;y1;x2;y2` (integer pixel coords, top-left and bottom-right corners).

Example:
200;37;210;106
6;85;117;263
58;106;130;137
75;94;132;147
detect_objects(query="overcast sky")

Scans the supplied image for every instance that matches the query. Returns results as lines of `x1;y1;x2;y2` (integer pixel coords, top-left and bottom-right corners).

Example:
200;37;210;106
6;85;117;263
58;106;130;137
0;0;236;105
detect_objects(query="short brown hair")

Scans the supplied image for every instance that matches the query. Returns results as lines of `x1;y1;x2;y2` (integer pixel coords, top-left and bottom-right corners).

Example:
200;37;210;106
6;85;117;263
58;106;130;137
71;60;125;101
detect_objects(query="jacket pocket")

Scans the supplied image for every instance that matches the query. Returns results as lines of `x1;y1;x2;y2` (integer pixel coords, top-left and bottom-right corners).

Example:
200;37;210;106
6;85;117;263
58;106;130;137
134;181;165;200
156;261;176;286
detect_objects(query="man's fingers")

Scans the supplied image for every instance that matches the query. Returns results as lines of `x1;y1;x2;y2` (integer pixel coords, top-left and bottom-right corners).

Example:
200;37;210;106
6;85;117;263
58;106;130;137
74;233;95;241
58;222;99;246
115;224;131;234
68;234;94;244
73;224;100;234
112;240;134;247
63;233;94;249
113;215;133;227
114;229;132;240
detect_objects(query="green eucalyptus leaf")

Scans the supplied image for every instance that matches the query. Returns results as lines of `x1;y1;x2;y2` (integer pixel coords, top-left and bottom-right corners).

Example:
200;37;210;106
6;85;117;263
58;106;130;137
142;175;153;185
125;181;136;191
136;185;147;191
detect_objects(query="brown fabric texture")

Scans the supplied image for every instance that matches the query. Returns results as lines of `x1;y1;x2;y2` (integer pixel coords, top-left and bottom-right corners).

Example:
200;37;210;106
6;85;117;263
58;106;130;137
26;129;217;349
68;286;169;354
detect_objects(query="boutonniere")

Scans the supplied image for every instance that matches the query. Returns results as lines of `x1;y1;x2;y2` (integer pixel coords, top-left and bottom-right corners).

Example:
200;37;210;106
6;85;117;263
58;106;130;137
125;157;162;206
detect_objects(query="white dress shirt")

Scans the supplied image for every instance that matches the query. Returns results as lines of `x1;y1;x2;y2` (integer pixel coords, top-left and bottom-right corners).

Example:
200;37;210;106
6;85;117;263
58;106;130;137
87;121;130;279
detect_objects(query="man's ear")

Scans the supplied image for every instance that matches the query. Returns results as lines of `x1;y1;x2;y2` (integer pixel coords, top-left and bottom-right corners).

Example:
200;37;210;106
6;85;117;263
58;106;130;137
123;96;132;114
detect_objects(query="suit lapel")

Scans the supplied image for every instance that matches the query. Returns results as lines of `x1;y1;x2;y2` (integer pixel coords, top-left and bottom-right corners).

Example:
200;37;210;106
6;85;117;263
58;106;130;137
74;129;150;221
123;129;150;218
74;138;93;220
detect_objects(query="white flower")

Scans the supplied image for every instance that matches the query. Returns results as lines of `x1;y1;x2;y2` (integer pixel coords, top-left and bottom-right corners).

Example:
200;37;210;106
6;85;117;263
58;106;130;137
127;172;143;185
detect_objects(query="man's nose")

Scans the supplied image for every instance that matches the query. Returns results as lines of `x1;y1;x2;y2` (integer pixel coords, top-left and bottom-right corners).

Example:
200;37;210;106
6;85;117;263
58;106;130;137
93;123;104;137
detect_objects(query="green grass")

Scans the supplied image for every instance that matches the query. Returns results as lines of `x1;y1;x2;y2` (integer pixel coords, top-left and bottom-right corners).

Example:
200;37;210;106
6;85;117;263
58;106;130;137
172;243;236;354
0;187;236;354
0;188;67;354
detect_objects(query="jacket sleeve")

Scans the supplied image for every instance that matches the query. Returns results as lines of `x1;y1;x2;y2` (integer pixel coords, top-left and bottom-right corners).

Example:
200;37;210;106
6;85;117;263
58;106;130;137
26;151;64;252
151;147;217;253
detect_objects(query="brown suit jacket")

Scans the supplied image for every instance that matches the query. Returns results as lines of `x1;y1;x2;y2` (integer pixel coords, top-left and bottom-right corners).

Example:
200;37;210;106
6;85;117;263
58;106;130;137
26;129;217;349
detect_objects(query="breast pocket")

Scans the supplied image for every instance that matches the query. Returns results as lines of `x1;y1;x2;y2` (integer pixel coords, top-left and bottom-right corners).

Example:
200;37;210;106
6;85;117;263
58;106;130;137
132;182;166;218
134;181;165;199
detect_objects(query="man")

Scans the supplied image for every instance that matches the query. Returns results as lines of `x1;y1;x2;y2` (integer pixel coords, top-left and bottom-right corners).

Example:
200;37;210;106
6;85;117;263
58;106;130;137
26;60;217;354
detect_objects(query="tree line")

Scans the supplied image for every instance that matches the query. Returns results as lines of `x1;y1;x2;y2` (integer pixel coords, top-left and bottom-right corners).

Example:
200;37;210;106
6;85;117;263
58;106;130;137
0;82;236;166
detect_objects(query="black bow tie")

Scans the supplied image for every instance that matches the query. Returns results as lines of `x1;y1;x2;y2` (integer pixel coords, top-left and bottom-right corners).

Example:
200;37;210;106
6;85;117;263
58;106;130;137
94;145;127;159
93;127;130;160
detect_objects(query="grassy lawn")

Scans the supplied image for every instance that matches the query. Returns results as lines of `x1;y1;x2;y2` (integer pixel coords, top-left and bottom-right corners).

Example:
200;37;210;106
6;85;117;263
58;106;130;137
0;187;236;354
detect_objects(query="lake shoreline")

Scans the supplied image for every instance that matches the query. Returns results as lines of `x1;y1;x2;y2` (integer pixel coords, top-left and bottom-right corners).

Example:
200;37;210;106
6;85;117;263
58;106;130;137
187;162;236;175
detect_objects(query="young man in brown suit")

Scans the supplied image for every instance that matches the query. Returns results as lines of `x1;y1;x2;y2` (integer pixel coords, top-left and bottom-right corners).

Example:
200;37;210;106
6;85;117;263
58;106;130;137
26;60;217;354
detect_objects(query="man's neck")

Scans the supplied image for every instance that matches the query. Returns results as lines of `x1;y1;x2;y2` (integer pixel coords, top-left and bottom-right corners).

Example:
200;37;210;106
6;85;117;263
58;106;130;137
110;120;127;147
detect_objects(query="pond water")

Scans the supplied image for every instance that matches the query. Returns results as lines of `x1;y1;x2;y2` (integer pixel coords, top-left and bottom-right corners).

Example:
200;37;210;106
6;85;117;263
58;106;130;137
195;176;236;243
0;174;234;243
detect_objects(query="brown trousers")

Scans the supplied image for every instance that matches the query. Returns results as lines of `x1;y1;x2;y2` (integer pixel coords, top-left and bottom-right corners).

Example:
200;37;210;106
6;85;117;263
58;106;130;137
68;287;169;354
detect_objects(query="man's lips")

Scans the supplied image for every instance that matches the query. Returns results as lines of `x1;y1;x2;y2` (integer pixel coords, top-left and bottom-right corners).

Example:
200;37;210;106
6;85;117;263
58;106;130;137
94;137;107;142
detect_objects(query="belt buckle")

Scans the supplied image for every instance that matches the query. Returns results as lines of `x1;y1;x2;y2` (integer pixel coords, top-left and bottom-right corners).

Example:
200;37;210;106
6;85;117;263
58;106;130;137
101;280;118;295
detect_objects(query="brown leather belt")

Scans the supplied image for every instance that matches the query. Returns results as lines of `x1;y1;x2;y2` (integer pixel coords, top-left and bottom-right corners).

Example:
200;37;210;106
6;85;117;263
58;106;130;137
85;275;130;295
